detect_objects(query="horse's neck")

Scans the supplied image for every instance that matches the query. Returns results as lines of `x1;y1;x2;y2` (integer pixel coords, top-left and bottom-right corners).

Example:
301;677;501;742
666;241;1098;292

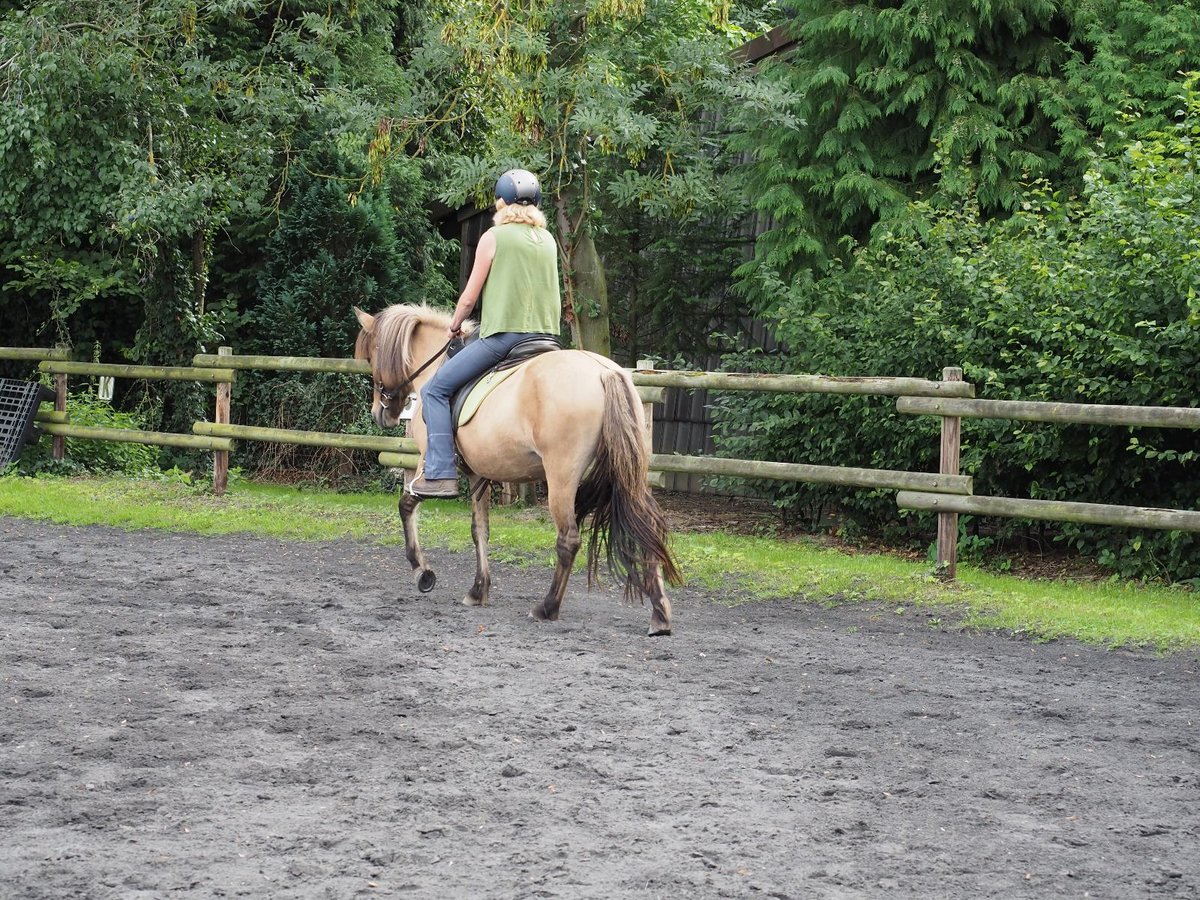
409;331;448;391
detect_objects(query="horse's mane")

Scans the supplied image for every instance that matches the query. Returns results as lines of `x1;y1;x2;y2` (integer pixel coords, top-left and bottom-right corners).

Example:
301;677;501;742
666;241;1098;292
355;303;455;386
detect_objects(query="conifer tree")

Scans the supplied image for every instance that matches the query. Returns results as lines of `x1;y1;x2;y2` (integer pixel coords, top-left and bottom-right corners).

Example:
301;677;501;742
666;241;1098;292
740;0;1200;304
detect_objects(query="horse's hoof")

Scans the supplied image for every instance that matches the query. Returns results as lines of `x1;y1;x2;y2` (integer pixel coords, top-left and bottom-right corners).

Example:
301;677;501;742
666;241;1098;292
529;605;557;622
416;570;436;593
462;594;488;607
647;624;672;637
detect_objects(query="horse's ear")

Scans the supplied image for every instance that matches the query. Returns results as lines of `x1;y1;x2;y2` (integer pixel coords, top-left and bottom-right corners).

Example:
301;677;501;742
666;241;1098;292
353;306;375;332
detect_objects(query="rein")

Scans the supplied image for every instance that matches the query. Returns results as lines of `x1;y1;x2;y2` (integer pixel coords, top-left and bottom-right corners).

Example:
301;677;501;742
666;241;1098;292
377;336;455;408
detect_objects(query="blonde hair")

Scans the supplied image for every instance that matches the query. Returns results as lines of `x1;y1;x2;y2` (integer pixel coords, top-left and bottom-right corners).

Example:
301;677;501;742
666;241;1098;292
493;200;548;229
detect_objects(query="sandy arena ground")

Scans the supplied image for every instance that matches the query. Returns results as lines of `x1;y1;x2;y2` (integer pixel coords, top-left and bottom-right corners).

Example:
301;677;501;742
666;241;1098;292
2;516;1198;898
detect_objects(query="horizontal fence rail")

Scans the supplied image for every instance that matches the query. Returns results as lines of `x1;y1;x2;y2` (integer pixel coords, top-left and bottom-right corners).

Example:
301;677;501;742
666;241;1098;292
650;453;972;495
0;347;70;362
632;369;976;399
377;452;422;470
898;396;1200;429
40;361;236;383
193;422;416;454
194;352;667;403
37;422;233;452
193;353;370;375
899;491;1200;534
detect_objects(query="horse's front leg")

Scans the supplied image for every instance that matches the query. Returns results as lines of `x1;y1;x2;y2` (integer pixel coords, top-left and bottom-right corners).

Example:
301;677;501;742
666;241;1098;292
463;476;491;607
398;490;437;594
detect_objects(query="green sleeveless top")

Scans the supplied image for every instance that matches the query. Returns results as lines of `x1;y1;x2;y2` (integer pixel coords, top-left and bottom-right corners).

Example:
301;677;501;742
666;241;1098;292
480;223;562;337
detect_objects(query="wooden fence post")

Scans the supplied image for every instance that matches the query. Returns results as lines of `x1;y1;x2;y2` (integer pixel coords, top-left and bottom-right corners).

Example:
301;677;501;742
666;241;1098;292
936;367;963;580
636;359;656;448
53;346;68;461
213;346;232;496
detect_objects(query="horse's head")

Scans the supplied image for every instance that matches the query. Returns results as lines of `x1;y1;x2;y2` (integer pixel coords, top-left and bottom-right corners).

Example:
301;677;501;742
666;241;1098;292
353;304;463;428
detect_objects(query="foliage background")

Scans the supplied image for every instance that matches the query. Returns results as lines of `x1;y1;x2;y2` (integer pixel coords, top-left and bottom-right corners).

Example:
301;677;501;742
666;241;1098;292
735;0;1200;298
716;82;1200;580
3;0;1199;581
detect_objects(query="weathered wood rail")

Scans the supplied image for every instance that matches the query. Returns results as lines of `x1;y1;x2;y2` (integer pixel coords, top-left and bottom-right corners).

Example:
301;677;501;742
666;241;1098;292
40;361;236;383
894;385;1200;575
632;369;975;399
647;453;971;495
897;491;1200;534
897;396;1200;429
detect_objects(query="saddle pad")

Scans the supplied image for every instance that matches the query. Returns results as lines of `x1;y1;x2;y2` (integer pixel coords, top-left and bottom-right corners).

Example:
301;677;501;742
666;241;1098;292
455;367;519;428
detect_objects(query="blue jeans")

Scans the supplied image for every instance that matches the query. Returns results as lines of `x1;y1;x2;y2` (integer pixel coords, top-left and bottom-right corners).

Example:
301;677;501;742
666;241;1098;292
420;332;540;479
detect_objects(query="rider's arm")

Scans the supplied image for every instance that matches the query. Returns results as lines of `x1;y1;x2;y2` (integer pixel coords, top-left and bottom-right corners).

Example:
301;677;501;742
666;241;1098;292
449;230;497;335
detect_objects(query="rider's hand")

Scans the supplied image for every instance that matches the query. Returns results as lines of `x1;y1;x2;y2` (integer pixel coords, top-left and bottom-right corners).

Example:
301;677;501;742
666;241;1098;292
448;325;462;340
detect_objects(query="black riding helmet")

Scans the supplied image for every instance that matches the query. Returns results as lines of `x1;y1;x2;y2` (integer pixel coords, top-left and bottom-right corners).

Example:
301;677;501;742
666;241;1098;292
495;168;542;207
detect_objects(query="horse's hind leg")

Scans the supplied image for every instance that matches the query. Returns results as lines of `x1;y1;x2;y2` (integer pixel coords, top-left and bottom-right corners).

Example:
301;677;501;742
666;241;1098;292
531;473;580;623
645;563;673;637
398;491;437;594
463;476;491;607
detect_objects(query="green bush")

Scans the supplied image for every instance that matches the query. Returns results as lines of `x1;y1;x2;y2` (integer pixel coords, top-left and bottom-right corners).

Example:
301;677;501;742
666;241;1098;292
715;81;1200;581
231;156;455;481
14;391;161;476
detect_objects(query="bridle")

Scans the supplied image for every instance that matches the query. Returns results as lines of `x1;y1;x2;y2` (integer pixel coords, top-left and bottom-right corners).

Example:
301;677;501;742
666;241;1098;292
374;336;456;413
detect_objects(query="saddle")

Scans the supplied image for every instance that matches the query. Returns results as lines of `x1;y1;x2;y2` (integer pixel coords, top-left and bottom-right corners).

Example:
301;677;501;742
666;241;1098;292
450;335;562;429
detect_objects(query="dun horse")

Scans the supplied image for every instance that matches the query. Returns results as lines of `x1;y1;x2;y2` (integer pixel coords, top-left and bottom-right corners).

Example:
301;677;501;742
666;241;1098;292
354;304;681;636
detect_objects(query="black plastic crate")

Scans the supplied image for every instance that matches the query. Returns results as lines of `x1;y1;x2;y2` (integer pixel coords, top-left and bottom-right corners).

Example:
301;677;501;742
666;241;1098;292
0;379;56;467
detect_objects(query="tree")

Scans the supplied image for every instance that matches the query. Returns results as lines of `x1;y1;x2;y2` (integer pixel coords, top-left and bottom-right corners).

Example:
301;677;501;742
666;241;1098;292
0;0;437;439
387;0;795;357
0;2;281;348
738;0;1200;311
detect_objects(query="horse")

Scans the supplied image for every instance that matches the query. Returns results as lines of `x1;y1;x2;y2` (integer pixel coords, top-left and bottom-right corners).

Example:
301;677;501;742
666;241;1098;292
353;303;682;636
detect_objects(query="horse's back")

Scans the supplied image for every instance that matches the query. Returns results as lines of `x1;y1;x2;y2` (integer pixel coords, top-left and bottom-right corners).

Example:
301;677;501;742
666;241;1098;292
474;348;623;414
454;349;631;482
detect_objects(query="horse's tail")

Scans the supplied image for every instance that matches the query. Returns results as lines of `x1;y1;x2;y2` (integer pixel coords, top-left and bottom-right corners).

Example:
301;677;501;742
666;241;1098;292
576;369;683;598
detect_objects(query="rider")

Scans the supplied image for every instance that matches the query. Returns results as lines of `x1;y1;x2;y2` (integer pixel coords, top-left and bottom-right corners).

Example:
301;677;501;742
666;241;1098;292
408;168;563;499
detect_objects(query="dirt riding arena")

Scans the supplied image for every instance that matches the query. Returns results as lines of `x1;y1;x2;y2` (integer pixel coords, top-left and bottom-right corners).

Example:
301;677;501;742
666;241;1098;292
2;516;1198;899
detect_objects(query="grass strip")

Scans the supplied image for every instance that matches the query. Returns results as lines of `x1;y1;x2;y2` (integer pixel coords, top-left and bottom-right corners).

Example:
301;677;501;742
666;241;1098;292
2;474;1196;650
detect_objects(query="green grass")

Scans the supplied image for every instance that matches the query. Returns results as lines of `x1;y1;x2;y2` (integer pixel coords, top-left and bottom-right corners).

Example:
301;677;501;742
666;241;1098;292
2;473;1197;650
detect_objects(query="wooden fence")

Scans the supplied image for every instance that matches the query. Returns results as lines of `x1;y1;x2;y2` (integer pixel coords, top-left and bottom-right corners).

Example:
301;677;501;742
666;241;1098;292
894;381;1200;576
3;346;1198;582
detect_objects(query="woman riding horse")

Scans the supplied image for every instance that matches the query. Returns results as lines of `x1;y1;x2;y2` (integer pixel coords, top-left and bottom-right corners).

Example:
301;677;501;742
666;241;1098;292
354;169;681;635
409;168;560;499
